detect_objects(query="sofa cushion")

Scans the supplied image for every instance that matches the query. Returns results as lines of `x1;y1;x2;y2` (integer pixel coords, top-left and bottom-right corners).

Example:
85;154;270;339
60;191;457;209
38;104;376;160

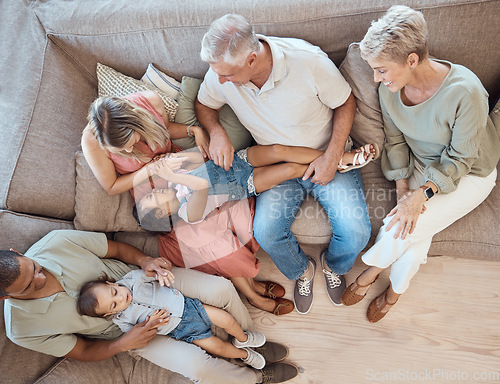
97;63;178;122
172;76;253;151
141;63;181;100
74;152;142;232
0;210;74;252
34;354;189;384
339;43;385;151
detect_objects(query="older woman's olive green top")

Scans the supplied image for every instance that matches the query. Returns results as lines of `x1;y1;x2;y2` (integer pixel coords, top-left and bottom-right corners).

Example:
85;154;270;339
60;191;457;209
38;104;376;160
380;60;500;193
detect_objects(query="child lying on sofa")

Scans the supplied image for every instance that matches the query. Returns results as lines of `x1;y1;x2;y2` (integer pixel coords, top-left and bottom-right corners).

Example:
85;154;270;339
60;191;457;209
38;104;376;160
77;269;267;369
136;142;379;228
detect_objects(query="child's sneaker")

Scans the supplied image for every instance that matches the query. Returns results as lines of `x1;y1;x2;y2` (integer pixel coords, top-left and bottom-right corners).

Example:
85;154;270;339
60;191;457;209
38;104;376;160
232;331;266;348
241;347;266;369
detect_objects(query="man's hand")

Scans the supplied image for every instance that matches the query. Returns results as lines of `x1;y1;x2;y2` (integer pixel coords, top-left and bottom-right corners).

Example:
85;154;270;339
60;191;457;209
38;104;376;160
119;311;169;350
140;257;175;287
208;131;234;171
302;152;340;185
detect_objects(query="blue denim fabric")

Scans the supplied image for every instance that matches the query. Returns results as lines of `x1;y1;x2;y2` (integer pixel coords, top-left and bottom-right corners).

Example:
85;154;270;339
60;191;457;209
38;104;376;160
189;155;255;201
253;169;371;279
169;297;213;343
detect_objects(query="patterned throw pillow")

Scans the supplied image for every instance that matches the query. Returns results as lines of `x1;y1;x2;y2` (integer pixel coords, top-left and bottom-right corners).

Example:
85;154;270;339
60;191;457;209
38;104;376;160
140;63;181;100
96;62;178;122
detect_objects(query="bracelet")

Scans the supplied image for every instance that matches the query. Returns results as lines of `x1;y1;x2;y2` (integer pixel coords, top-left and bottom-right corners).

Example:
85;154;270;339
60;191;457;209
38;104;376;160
186;123;195;137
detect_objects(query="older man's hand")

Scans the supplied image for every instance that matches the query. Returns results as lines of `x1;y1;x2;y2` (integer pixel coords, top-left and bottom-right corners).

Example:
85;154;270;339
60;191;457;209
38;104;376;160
302;152;339;185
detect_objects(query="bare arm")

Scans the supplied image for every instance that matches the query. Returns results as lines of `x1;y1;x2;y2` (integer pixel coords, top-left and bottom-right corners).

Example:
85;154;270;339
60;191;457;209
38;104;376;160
146;91;209;157
303;93;356;184
65;315;165;361
152;162;209;222
105;240;174;286
81;128;157;195
195;98;234;170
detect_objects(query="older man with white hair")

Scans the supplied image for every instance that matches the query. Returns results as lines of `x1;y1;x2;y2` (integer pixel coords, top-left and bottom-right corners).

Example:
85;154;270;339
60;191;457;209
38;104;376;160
195;14;371;315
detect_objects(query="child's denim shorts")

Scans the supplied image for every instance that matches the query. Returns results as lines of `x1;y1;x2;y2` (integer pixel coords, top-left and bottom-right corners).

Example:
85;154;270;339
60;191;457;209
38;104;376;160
190;148;257;199
169;297;213;343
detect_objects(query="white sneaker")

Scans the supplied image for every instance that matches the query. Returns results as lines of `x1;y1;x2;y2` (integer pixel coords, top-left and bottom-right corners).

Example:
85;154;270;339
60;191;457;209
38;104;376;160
241;347;266;369
232;331;266;348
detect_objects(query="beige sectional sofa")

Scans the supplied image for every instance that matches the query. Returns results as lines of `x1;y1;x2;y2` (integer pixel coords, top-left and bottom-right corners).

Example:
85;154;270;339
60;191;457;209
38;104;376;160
1;0;499;382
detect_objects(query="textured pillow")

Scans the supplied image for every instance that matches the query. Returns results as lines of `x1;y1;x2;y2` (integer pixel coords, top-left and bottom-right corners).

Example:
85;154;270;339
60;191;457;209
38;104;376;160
172;76;253;150
74;151;142;232
339;43;397;240
141;63;181;100
96;62;178;122
339;43;385;152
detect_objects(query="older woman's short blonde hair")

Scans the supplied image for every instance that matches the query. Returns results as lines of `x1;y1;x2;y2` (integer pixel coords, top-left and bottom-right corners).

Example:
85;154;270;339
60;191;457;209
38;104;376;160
360;5;429;64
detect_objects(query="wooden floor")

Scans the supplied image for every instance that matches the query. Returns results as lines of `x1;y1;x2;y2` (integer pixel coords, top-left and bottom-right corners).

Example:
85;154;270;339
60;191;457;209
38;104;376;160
246;245;500;384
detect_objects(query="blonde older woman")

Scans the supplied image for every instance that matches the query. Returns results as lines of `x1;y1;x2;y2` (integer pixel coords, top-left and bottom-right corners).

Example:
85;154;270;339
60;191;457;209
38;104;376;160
341;5;500;322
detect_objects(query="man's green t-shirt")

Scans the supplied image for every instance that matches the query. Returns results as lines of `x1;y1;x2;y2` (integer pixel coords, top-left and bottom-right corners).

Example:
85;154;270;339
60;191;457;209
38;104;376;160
4;230;136;357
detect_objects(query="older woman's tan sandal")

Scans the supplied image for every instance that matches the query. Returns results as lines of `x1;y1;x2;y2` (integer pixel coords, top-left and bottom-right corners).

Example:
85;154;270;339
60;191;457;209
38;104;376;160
366;287;398;323
341;271;379;306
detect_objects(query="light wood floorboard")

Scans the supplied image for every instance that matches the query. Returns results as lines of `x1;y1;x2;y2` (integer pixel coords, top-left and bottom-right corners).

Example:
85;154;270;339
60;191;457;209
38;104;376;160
245;245;500;384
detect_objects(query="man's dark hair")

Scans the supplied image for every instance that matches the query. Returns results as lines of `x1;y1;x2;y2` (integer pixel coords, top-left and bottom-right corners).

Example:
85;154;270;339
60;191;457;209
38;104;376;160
0;250;22;296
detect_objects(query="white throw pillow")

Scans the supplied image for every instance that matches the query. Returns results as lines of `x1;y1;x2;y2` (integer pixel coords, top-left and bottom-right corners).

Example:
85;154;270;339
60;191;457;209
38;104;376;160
96;62;178;122
141;63;181;100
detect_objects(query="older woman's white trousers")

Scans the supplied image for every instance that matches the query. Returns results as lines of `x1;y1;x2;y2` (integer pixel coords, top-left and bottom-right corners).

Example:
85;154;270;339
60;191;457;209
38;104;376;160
362;165;497;294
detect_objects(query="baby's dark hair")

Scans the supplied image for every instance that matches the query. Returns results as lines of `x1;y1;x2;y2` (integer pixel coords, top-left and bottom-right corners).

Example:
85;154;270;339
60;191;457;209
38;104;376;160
77;274;115;318
133;205;177;234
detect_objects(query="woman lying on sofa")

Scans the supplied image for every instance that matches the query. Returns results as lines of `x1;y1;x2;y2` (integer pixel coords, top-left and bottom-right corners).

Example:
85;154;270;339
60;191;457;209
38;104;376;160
341;5;500;322
81;90;295;315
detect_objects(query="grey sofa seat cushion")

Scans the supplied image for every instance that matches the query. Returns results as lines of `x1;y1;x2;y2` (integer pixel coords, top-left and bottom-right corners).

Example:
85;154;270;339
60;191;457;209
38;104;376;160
34;354;190;384
0;210;74;252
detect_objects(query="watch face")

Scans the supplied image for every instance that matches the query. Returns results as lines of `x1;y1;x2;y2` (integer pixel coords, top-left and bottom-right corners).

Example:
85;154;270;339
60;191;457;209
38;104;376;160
424;187;434;199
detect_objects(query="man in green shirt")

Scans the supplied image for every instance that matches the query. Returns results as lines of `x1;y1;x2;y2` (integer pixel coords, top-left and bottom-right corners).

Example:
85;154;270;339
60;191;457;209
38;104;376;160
1;230;297;383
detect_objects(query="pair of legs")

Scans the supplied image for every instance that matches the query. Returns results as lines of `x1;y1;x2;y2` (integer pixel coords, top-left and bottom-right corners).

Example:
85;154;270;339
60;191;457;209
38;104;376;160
133;267;258;384
193;305;260;361
253;165;371;280
246;144;377;194
345;166;497;321
230;277;286;313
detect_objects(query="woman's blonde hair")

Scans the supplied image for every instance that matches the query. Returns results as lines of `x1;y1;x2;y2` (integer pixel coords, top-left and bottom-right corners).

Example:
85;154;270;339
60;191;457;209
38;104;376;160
88;96;170;162
360;5;429;64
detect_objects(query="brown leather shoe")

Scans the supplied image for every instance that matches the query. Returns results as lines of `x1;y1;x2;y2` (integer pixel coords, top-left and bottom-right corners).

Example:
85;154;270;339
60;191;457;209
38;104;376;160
341;271;379;306
271;298;294;316
366;286;398;323
259;362;299;383
260;281;285;299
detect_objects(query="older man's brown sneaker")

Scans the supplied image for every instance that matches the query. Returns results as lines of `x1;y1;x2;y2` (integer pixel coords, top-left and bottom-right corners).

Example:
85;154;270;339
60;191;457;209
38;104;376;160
254;341;289;363
259;362;299;383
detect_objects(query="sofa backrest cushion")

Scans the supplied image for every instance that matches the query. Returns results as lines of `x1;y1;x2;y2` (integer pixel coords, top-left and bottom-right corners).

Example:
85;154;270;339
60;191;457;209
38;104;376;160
2;0;498;223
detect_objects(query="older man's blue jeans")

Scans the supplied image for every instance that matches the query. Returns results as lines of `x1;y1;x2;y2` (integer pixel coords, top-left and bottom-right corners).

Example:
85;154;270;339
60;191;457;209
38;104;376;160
253;169;371;280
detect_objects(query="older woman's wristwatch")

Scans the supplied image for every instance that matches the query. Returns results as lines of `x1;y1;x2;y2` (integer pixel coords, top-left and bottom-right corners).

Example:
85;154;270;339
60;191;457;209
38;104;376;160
419;185;435;200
